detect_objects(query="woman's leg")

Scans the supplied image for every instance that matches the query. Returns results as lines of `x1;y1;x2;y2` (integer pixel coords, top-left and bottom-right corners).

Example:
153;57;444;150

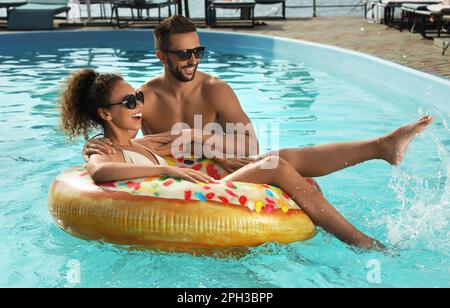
263;116;433;178
223;156;385;250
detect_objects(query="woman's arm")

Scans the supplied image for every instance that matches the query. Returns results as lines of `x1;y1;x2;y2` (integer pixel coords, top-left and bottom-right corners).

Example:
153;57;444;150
87;154;215;184
87;154;166;183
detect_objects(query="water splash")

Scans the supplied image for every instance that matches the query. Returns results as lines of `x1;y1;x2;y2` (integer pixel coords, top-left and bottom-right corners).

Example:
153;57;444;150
385;114;449;252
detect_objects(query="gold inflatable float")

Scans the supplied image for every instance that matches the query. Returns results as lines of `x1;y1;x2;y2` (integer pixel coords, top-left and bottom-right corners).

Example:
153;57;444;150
48;157;319;251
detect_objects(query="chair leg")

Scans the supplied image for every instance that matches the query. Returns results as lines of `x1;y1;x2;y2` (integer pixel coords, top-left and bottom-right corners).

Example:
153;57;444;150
389;7;394;26
184;0;190;18
437;15;441;38
388;7;391;25
384;7;388;25
407;11;413;31
413;13;419;32
113;6;120;28
400;10;404;31
101;3;106;19
420;14;432;40
209;5;216;27
117;7;121;28
110;5;114;24
252;7;255;27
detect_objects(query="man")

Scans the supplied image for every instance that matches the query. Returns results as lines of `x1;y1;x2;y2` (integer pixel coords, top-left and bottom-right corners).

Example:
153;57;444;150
84;15;431;179
84;15;258;173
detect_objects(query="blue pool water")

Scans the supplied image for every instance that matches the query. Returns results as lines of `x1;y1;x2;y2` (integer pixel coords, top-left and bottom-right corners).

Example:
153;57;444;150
0;30;449;288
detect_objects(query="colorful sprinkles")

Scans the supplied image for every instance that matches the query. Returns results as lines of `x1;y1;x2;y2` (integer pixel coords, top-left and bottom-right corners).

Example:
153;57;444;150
194;192;207;202
68;157;321;214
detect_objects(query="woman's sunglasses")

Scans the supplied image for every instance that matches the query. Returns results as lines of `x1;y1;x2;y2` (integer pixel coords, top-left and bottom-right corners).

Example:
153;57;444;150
162;47;206;61
104;91;145;110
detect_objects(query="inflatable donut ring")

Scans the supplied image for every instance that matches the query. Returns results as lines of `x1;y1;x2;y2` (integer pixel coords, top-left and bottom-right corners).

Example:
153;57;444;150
48;157;321;251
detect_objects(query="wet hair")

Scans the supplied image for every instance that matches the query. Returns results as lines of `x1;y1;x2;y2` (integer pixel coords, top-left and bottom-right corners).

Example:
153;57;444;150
60;69;123;140
154;15;197;51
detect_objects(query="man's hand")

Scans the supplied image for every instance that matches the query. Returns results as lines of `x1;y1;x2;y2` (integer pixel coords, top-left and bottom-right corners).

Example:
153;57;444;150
144;131;179;148
83;138;117;162
146;129;201;157
212;157;256;174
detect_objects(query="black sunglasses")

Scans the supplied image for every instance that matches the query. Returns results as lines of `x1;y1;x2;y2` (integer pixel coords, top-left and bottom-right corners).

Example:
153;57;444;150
104;91;145;110
162;47;206;61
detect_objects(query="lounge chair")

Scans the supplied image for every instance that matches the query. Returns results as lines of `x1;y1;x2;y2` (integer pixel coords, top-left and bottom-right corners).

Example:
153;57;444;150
79;0;110;19
400;2;432;31
110;0;175;27
255;0;285;19
364;0;384;23
402;3;450;38
0;0;27;20
7;0;70;30
379;0;441;27
206;0;256;28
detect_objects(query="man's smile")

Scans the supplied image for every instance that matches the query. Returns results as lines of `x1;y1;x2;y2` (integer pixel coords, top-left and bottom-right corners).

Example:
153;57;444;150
183;65;197;74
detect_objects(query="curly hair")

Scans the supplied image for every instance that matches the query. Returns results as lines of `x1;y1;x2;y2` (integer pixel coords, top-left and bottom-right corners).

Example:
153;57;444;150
154;15;197;51
60;69;123;140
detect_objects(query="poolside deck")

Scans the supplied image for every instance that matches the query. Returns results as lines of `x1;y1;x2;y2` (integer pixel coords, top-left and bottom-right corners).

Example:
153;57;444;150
216;17;450;79
1;16;449;78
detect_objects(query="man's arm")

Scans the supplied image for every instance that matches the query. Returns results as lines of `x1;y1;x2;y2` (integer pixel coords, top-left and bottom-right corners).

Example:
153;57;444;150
205;79;259;157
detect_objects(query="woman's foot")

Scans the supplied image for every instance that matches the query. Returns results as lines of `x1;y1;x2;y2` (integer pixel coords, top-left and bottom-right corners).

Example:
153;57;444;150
379;116;434;166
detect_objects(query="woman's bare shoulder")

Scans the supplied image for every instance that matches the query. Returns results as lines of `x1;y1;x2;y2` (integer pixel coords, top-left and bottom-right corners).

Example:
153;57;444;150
89;151;124;164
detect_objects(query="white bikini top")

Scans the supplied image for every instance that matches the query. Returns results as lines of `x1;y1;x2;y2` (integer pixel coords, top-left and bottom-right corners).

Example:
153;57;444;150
113;141;168;166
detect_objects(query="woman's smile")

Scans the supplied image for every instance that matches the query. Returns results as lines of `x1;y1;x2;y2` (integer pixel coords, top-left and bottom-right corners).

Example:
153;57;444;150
131;112;143;121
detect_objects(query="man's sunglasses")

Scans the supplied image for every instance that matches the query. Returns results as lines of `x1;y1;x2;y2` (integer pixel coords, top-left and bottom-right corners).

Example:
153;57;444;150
162;47;206;61
104;91;145;110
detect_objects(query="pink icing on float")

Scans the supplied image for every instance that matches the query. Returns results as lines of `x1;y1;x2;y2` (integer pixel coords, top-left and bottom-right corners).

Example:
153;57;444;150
48;157;320;252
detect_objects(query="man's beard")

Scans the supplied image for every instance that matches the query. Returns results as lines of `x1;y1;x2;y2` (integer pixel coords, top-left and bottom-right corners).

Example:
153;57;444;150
167;59;198;82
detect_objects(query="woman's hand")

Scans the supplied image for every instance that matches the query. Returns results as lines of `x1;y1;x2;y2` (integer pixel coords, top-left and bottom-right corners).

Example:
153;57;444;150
83;138;117;162
163;166;215;184
212;157;256;173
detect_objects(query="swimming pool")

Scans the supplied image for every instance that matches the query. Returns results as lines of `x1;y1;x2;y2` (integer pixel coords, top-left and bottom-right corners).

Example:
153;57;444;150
0;30;449;288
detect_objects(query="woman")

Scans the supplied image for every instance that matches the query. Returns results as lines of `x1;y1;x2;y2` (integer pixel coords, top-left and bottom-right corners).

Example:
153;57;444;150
60;69;433;250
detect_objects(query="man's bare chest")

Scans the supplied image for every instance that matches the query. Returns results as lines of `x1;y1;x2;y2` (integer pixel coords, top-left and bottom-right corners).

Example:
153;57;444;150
143;101;218;133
